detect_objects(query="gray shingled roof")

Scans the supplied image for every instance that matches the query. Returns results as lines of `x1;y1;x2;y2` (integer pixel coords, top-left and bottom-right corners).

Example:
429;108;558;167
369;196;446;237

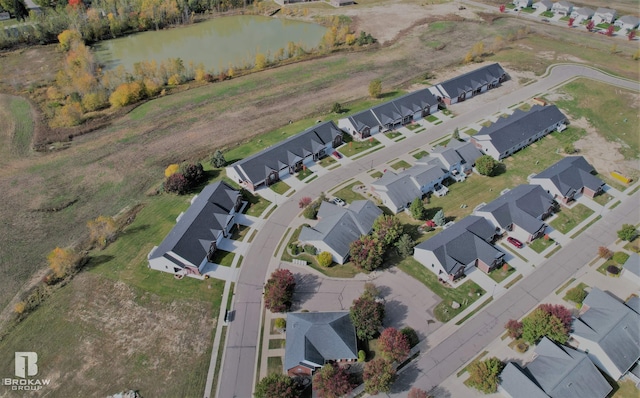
532;156;604;197
617;15;640;26
623;253;640;277
299;200;382;260
370;102;403;126
231;121;342;186
348;109;381;132
404;163;447;188
150;181;240;267
447;140;483;167
557;0;573;8
595;7;615;15
478;185;554;234
415;216;503;275
392;89;438;115
501;337;612;398
436;63;506;99
431;145;462;170
574;7;594;16
284;312;358;372
371;171;423;211
536;0;552;7
474;105;567;154
572;288;640;377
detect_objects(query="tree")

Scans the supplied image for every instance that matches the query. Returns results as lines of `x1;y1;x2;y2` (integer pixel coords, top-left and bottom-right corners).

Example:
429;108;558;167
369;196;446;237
164;173;189;194
568;17;574;27
598;246;613;259
368;78;382;98
363;358;395;394
165;163;180;177
629;30;636;41
408;387;429;398
400;326;419;348
254;373;299;398
610;43;618;54
47;247;81;278
499;4;505;13
264;269;296;313
409;197;427;220
274;317;286;330
538;303;572;331
452;127;460;141
180;162;205;188
58;29;82;51
349;235;384;271
312;363;353;398
12;0;28;21
564;144;577;154
87;215;117;249
521;307;569;344
373;214;403;247
476;155;499;176
395;233;415;257
317;251;333;267
618;224;637;241
504;319;523;339
467;357;505;394
433;209;445;227
586;20;595;31
606;25;615;36
350;292;385;340
490;35;504;54
331;102;343;113
210;150;226;168
566;286;587;304
634;49;640;60
255;52;267;70
378;327;410;362
298;197;312;208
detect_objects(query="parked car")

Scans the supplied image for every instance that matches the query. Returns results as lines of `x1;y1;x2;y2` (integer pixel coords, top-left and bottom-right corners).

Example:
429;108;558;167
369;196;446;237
541;18;550;22
507;237;524;248
332;151;342;159
333;197;346;207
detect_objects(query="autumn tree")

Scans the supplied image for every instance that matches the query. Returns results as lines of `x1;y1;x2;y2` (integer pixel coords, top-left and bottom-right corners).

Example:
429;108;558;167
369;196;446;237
490;35;504;54
109;81;145;108
87;215;117;249
476;155;500;176
378;327;410;363
586;20;595;31
210;150;226;168
395;233;415;257
629;30;636;40
164;173;189;194
264;269;296;313
368;78;382;98
433;209;445;227
58;29;82;51
298;197;312;209
538;303;572;331
312;363;353;398
47;247;81;278
598;246;613;259
363;358;395;394
521;306;569;344
409;197;427;220
606;25;615;36
408;387;429;398
504;319;523;339
499;4;505;13
568;17;574;27
372;214;403;247
617;224;637;241
467;357;505;394
317;251;333;267
165;163;180;177
254;373;300;398
255;52;267;70
349;235;384;271
180;162;205;187
350;290;385;340
566;286;587;304
464;41;484;63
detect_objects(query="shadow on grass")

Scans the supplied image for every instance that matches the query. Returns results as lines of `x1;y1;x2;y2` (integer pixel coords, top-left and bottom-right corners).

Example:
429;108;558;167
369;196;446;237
379;90;400;99
492;163;508;177
84;254;116;271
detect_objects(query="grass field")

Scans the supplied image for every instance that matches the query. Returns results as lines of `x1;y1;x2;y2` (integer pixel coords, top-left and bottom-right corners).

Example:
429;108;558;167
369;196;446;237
549;204;594;234
340;136;382;157
488;265;516;283
333;181;366;204
529;236;555;253
391;160;411;170
270;180;291;195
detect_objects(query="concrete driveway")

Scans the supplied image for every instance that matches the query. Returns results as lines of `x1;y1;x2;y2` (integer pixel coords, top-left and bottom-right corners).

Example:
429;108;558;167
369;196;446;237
284;264;443;339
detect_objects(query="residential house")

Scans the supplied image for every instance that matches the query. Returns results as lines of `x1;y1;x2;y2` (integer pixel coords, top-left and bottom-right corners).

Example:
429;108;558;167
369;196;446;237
529;156;605;204
614;15;640;32
226;121;343;191
470;104;567;161
474;184;556;243
622;253;640;285
330;0;354;6
533;0;553;11
147;181;243;276
285;311;358;376
571;288;640;380
552;0;573;16
428;63;508;105
371;140;481;213
500;337;613;398
413;216;504;281
299;200;382;264
571;7;595;23
338;89;438;140
513;0;532;9
593;7;617;24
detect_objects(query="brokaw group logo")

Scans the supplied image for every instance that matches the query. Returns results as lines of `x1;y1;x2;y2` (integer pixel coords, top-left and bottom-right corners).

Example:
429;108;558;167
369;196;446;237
2;352;51;391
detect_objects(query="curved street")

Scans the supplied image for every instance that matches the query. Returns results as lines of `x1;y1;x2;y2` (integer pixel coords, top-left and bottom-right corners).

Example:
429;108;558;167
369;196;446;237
215;64;640;398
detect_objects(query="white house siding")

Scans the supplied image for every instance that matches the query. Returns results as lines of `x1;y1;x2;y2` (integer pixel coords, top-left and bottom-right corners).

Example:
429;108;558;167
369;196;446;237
573;338;624;380
413;248;449;279
338;118;356;135
622;268;640;287
306;240;346;264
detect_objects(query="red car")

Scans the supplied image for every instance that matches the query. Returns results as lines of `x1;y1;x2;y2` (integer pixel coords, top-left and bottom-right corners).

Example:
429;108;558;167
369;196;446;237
332;151;342;159
507;237;524;248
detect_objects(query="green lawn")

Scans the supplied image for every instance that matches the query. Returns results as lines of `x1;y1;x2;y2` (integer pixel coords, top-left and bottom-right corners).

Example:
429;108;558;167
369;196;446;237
463;128;477;136
529;236;555;253
406;123;421;131
425;115;438;122
549;204;594;234
7;96;34;157
333;181;366;204
209;249;235;267
269;180;291;195
385;131;402;139
268;339;286;349
296;167;313;180
412;150;429;159
243;191;272;217
267;356;283;376
340;136;382;157
541;11;554;17
371;171;383;179
613;379;640;398
391;160;412;170
593;192;614;206
316;155;336;167
488;264;516;283
397;257;485;322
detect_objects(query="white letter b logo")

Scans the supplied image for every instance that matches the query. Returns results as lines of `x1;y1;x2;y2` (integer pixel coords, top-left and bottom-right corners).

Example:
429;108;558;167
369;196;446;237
15;352;38;378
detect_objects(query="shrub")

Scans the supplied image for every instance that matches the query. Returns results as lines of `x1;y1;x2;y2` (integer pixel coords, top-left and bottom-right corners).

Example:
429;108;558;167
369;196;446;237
303;245;316;255
618;224;637;241
58;29;82;51
564;144;577;154
164;173;189;194
504;319;523;339
109;81;145;108
180;162;205;186
47;247;81;279
264;269;296;313
358;350;366;362
400;326;419;348
164;163;180;177
289;243;300;256
210;150;226;168
143;78;162;97
332;102;343;113
476;155;499;176
565;286;587;304
87;215;117;249
81;91;108;112
298;197;312;209
467;357;504;394
14;301;26;314
368;78;382;98
52;102;83;127
317;251;333;267
274;318;286;330
410;197;427;220
167;73;182;86
598;246;613;259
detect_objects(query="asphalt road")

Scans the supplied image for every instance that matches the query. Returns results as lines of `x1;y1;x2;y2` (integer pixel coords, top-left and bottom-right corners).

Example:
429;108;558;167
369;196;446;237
215;64;639;398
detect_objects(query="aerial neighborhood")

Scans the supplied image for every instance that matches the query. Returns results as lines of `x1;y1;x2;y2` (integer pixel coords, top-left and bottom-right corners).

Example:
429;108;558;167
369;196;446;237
0;0;638;396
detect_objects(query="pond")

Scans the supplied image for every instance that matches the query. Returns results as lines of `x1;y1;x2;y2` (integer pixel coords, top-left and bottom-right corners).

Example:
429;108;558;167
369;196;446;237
93;15;327;72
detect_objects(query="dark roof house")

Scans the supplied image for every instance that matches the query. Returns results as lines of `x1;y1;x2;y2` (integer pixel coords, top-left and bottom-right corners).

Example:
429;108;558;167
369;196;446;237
285;312;358;376
500;337;613;398
571;287;640;380
530;156;604;202
429;63;507;105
